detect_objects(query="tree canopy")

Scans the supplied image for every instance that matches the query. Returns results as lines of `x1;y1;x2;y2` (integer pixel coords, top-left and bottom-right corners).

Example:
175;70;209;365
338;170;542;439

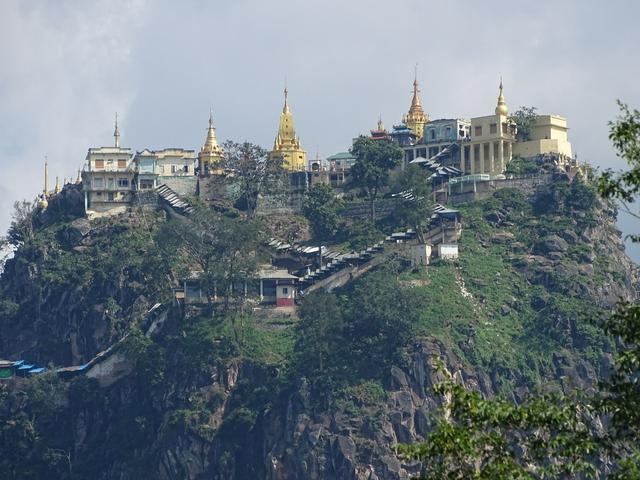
509;106;538;142
350;136;403;220
222;141;287;216
302;183;344;240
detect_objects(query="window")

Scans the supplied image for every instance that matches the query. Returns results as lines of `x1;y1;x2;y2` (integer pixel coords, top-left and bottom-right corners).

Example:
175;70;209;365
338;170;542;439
108;192;114;201
183;165;189;173
96;192;102;197
171;165;177;173
94;159;104;169
474;126;482;137
445;127;451;138
430;129;436;139
282;287;288;295
93;178;104;188
118;159;126;168
490;123;497;134
117;178;129;187
140;180;154;189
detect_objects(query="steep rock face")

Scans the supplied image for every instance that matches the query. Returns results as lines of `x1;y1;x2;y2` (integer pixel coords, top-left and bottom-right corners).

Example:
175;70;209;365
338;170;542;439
256;338;610;480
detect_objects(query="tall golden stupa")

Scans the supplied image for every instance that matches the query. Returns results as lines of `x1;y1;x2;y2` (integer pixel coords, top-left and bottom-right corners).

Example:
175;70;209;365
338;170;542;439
269;87;307;172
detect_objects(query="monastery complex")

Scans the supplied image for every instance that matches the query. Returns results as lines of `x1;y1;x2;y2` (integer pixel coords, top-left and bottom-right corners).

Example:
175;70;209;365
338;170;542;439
36;75;575;216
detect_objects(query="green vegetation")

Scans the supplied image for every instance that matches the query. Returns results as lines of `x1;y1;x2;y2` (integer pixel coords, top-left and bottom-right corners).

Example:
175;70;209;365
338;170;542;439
350;136;403;220
222;140;287;216
403;102;640;478
302;183;344;239
509;105;537;142
504;155;540;175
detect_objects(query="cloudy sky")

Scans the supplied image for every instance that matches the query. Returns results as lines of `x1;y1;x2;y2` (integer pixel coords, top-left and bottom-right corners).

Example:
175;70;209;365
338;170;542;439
1;0;639;257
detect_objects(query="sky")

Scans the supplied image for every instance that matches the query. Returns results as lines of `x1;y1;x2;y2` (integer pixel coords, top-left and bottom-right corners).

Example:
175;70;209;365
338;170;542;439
1;0;639;257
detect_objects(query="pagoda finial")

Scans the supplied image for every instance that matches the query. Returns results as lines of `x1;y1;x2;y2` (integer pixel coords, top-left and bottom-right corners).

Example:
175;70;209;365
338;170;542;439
495;77;509;116
114;112;121;147
54;176;60;194
283;83;290;114
76;168;81;184
43;156;49;196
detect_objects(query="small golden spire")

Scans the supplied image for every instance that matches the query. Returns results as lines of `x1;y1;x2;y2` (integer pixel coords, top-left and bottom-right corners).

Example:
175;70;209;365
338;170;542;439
76;168;81;184
283;86;290;114
114;112;121;148
495;77;509;116
54;176;60;194
404;66;428;138
43;156;49;196
377;116;385;132
199;108;224;175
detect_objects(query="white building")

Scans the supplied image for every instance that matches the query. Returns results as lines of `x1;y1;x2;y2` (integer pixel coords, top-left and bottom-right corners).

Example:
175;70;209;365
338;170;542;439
82;119;135;214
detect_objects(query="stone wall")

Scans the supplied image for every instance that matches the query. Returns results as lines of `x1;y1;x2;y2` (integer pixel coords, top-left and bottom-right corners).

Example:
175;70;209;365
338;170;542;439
340;198;397;221
446;173;553;205
160;176;197;196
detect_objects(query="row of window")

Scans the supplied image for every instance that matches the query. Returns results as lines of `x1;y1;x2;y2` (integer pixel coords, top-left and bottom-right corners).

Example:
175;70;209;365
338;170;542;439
92;160;191;174
92;178;130;188
93;159;128;169
473;123;509;137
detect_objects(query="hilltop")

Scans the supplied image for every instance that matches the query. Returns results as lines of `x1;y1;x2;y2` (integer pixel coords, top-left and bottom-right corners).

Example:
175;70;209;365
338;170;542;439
0;169;635;479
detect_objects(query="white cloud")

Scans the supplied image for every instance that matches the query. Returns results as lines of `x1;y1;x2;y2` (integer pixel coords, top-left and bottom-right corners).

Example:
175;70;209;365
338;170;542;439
0;0;147;228
1;0;639;256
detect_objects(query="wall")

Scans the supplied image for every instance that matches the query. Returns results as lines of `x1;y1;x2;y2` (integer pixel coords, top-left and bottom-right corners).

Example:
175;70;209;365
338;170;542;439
340;198;397;220
160;176;197;196
446;174;553;205
437;243;459;259
513;138;572;158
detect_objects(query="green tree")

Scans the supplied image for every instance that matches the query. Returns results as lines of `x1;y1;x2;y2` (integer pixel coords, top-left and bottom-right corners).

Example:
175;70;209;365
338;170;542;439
399;374;597;479
7;200;36;247
156;201;263;313
223;141;287;217
345;267;423;378
350;136;403;220
391;163;434;239
302;183;344;240
295;291;344;376
509;106;538;142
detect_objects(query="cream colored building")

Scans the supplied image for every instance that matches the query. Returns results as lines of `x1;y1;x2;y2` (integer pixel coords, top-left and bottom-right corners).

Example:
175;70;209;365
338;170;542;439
82;118;136;214
512;114;572;159
153;148;196;176
460;81;516;176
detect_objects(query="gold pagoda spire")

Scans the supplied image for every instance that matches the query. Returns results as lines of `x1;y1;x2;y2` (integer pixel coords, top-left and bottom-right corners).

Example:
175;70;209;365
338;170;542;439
38;158;49;209
43;157;49;196
76;168;81;184
54;176;60;194
198;108;224;176
404;66;429;139
114;112;120;148
495;77;509;116
270;86;307;172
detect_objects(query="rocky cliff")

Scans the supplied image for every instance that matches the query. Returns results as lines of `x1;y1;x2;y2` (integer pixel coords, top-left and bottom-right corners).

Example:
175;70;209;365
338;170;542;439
0;175;636;479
